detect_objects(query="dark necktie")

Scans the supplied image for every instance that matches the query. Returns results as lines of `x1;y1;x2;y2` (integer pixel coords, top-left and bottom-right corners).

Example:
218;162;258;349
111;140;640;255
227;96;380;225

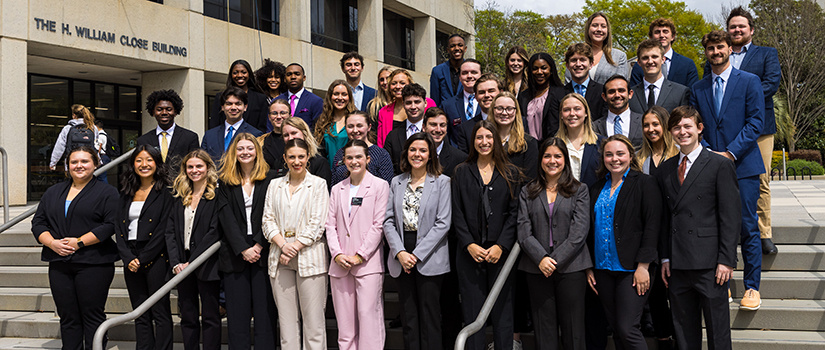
647;85;656;108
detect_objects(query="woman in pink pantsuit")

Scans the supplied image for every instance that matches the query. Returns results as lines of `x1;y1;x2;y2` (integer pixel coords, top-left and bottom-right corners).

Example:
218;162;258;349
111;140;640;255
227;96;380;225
326;139;391;350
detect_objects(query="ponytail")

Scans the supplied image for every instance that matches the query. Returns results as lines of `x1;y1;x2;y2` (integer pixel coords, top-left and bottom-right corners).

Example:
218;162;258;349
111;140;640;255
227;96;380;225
71;104;95;131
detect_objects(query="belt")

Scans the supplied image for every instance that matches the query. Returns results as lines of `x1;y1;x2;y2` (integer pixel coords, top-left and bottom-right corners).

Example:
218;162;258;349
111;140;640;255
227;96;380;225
283;230;295;238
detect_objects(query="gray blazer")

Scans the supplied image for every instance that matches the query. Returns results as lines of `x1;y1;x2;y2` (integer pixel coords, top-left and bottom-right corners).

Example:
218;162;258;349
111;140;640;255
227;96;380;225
593;110;644;151
383;173;452;278
565;48;629;85
517;184;593;274
629;79;690;114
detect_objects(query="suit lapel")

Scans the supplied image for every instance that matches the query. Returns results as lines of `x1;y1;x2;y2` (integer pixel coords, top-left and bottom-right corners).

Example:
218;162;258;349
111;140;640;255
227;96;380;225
140;189;160;216
659;80;674;107
701;79;718;121
674;149;710;207
720;70;742;117
613;172;636;224
168;131;181;153
418;174;436;229
349;176;371;222
633;85;646;109
739;46;756;71
539;189;552;220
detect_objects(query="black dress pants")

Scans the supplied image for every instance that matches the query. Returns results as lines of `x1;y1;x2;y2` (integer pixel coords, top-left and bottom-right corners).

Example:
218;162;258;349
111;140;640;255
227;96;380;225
177;268;221;350
223;262;278;350
593;269;651;350
526;271;587;350
669;268;732;350
456;243;514;350
49;261;115;350
397;230;445;350
123;258;173;350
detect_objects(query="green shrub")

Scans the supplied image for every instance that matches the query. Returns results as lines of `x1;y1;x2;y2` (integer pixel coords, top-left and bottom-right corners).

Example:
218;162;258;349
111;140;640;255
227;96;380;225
785;159;825;176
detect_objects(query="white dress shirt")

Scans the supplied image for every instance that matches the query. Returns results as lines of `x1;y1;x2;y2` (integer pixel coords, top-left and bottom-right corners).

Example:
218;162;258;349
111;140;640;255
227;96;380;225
351;82;365;109
710;65;733;103
663;48;674;77
225;119;244;138
644;76;665;105
463;90;478;117
156;123;176;147
678;145;703;178
605;109;632;137
405;119;424;138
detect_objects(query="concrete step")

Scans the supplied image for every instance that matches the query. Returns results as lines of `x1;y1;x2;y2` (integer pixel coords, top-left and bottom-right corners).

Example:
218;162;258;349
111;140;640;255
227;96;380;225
729;299;825;332
0;266;128;289
0;232;38;247
730;271;825;300
0;287;179;314
0;337;231;350
735;245;825;271
723;330;825;350
772;224;825;245
0;247;48;265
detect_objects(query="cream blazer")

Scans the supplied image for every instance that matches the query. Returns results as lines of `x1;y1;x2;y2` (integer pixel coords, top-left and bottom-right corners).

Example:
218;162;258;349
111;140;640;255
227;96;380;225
263;173;330;277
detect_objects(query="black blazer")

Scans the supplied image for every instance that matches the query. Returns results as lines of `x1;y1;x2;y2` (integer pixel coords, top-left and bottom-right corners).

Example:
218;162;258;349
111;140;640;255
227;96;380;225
438;143;468;178
115;188;173;268
216;174;274;273
518;184;593;274
135;126;200;172
31;179;119;264
587;170;661;270
578;136;605;188
548;81;607;136
656;149;740;270
260;132;285;172
165;196;221;281
383;127;407;175
451;163;519;252
209;89;270;132
506;135;539;180
629;79;690;114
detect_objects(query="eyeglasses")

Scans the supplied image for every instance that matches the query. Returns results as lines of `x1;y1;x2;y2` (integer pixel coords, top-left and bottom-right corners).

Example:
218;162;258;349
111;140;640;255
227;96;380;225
269;111;290;116
494;106;517;114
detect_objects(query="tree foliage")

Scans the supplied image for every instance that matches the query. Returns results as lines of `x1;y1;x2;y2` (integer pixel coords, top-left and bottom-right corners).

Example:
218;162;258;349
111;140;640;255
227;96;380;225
752;0;825;151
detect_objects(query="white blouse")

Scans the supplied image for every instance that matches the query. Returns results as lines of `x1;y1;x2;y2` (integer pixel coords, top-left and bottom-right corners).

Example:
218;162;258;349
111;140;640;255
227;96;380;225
567;141;585;182
262;173;330;277
243;187;254;236
127;201;144;241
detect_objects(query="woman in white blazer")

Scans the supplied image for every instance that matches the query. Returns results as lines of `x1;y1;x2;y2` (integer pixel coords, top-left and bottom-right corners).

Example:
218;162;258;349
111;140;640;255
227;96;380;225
262;138;330;350
384;132;452;350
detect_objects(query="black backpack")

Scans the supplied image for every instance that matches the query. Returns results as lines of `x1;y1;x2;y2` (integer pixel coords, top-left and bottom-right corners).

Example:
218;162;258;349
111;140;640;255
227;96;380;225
65;124;96;153
99;130;122;158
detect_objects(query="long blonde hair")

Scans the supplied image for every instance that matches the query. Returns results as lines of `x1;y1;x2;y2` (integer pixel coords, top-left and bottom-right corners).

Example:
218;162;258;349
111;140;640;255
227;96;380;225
172;149;218;206
367;66;394;124
219;133;270;185
71;104;95;131
639;106;679;163
555;93;599;145
489;92;528;154
314;80;356;142
282;117;319;158
585;12;617;66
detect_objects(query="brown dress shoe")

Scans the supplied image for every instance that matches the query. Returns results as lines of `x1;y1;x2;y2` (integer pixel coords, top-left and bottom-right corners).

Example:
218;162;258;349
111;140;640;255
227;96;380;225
739;289;761;310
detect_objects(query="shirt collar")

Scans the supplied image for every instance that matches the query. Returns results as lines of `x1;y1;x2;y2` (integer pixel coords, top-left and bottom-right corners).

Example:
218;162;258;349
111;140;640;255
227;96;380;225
733;41;752;54
350;82;365;92
680;145;703;164
573;77;590;88
156;123;176;135
644;75;665;90
436;141;444;155
664;48;674;61
711;65;733;83
406;119;423;131
608;107;632;121
481;111;488;120
288;88;305;99
463;89;475;99
225;119;244;132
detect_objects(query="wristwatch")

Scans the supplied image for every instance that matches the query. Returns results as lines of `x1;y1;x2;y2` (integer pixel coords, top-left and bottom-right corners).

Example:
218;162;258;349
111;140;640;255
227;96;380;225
76;237;85;249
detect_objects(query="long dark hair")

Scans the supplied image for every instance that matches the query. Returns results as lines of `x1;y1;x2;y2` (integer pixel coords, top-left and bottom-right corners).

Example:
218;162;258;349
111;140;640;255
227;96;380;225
225;59;263;93
120;144;168;196
526;53;563;94
527;137;580;200
465;120;519;197
400;132;442;176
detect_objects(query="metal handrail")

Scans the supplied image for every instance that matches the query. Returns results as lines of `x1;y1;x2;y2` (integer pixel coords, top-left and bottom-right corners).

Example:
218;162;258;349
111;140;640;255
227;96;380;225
93;241;221;350
0;149;134;234
0;147;8;223
455;243;521;350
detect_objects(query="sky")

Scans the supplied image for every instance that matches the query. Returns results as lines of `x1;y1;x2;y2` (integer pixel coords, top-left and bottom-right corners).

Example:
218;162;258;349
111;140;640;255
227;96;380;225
484;0;744;21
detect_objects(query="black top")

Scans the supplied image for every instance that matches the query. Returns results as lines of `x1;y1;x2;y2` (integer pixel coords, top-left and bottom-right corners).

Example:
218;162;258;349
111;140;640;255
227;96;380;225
505;135;539;181
115;188;174;268
260;132;285;172
438;143;468;178
451;162;520;252
384;127;407;175
135;126;200;173
209;89;270;132
32;179;119;264
165;196;221;281
216;173;274;273
587;170;661;270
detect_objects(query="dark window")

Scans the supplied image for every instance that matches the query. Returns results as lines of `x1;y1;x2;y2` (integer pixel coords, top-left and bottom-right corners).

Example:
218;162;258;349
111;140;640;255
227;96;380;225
28;74;141;200
384;10;415;70
436;31;450;65
311;0;358;53
147;0;163;4
203;0;279;35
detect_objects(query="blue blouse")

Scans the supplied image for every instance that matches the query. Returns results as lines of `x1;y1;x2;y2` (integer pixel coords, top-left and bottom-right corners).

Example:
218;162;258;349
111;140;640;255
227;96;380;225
323;124;348;170
64;200;72;217
594;170;633;272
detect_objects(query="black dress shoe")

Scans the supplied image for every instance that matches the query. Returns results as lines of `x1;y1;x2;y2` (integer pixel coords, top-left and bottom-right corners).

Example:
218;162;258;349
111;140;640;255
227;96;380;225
762;238;778;255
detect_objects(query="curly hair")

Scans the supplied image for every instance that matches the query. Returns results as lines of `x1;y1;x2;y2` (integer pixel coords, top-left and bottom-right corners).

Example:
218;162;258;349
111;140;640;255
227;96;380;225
145;89;184;115
254;59;287;97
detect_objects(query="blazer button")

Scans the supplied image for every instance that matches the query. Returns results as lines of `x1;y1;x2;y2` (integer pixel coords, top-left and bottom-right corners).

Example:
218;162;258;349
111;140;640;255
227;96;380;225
149;232;152;236
123;220;126;223
149;219;153;222
689;230;693;235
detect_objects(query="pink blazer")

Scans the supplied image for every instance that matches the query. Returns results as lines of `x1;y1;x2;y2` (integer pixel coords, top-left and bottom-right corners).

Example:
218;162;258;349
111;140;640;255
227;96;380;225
376;98;436;147
326;171;390;278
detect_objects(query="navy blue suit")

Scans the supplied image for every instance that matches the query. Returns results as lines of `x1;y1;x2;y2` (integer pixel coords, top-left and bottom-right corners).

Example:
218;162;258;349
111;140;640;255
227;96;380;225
275;89;324;130
359;85;377;112
703;45;781;135
442;91;479;147
691;67;765;291
201;121;263;164
430;62;460;107
631;50;699;89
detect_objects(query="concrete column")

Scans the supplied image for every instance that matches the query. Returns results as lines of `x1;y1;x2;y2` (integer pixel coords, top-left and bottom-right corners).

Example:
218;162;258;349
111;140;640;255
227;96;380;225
279;0;312;43
414;16;436;73
141;69;206;137
358;0;384;62
0;37;28;205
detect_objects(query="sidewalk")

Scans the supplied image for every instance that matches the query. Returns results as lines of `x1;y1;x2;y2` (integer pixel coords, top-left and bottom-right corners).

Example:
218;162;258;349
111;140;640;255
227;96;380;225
771;180;825;223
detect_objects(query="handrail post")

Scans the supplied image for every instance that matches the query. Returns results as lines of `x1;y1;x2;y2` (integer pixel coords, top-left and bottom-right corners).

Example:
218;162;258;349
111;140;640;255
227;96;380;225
0;146;8;223
93;241;222;350
455;243;521;350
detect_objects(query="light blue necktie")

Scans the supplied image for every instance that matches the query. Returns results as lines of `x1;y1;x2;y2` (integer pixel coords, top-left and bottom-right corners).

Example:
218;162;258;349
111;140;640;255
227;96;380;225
224;125;234;151
466;94;475;120
575;83;585;96
714;76;724;116
613;114;623;136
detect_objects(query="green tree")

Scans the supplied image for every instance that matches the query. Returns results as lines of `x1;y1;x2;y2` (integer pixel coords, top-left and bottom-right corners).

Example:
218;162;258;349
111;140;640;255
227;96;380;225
474;4;552;77
581;0;719;76
752;0;825;152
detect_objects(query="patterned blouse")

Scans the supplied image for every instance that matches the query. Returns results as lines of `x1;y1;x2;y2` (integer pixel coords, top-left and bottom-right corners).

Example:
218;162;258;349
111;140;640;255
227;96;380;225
402;183;424;231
